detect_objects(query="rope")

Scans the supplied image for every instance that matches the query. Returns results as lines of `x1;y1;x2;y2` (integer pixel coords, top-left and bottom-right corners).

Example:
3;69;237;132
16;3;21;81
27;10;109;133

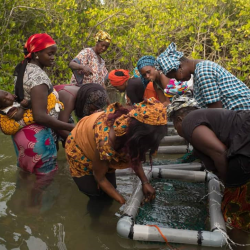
147;225;175;249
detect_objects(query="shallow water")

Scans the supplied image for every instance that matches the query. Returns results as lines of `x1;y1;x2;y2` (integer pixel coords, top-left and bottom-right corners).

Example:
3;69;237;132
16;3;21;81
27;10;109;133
0;133;250;250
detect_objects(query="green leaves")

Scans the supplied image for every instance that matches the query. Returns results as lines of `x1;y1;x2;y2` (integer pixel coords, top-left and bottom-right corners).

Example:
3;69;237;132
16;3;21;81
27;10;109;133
1;0;250;91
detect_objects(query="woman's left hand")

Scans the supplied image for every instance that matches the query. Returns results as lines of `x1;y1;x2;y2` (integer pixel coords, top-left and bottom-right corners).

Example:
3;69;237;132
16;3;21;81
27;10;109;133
142;183;156;202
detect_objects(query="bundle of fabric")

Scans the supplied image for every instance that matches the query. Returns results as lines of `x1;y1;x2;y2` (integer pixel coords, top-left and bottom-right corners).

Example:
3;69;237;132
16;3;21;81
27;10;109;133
0;90;63;135
164;79;189;97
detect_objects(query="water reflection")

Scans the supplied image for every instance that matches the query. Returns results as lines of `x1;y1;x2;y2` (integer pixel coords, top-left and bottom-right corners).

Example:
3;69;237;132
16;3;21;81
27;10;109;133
0;133;250;250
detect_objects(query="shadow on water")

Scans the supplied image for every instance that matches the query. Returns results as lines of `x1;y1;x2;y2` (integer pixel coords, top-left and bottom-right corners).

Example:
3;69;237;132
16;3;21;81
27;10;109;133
0;133;250;250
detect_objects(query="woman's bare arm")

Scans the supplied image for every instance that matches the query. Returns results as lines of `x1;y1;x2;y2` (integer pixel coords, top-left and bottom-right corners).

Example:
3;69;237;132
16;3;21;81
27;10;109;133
191;125;228;181
31;84;74;131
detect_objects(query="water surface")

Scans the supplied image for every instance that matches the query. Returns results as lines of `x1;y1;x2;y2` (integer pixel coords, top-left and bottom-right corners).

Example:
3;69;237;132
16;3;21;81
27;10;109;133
0;133;249;250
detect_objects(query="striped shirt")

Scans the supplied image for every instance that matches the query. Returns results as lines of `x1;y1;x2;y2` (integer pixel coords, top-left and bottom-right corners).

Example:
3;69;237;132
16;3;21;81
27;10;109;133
193;61;250;110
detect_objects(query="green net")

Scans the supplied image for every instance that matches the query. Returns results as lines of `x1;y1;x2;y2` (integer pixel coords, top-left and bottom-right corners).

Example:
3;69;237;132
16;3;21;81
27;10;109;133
136;178;209;231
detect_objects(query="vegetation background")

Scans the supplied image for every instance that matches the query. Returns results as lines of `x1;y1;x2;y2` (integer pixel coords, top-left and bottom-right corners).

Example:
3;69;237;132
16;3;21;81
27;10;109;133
1;0;250;93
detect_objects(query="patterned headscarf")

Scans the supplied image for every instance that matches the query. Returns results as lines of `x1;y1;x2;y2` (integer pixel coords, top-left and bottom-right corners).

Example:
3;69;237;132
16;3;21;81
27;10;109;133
114;97;167;136
155;42;184;75
108;69;130;86
94;30;111;43
167;96;199;119
136;56;156;87
137;56;156;71
24;33;56;59
164;79;189;97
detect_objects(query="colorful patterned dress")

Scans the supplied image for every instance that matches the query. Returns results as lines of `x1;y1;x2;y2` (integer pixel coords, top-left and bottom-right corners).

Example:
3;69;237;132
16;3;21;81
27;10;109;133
70;48;108;87
65;103;130;178
12;63;62;175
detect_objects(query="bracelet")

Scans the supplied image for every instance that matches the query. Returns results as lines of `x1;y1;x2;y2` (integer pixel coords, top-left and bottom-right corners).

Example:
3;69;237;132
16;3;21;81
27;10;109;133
142;180;150;185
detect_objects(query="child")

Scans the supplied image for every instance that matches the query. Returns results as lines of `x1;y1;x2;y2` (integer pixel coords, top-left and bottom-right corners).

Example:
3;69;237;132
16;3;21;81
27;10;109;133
0;90;30;121
0;89;64;135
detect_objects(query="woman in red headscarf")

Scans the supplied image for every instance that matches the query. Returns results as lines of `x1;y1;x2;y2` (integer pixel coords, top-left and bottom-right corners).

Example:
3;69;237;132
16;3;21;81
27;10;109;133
108;69;144;105
12;33;74;177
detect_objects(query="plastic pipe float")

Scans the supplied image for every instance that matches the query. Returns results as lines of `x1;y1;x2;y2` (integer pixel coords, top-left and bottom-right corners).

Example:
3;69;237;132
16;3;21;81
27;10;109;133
161;135;186;144
117;170;226;247
115;163;203;176
157;145;193;154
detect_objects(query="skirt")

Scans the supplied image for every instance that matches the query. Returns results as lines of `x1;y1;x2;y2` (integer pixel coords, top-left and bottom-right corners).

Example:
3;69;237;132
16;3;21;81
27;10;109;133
12;124;58;175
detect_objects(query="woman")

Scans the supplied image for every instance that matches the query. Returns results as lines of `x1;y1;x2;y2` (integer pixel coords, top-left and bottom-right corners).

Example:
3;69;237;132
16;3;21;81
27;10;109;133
69;30;111;88
137;56;171;106
156;42;250;110
54;83;108;140
65;98;167;204
13;33;74;176
167;96;250;231
108;69;144;105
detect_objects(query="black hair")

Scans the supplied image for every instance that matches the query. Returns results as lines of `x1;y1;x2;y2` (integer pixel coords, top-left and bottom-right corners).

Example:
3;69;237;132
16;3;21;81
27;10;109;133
126;119;167;169
170;106;198;121
113;118;167;170
14;47;32;102
74;83;107;120
114;71;125;77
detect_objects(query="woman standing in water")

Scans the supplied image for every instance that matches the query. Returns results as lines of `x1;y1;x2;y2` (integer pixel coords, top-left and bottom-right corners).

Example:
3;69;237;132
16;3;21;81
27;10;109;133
13;33;74;175
69;30;111;88
137;56;171;106
156;42;250;110
65;98;167;204
54;83;108;143
168;96;250;232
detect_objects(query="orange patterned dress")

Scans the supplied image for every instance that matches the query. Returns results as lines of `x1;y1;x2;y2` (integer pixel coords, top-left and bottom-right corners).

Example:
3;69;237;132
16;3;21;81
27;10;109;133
65;103;130;178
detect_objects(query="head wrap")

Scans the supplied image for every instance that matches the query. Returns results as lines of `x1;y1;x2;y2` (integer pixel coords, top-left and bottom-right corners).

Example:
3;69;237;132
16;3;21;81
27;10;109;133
136;56;156;88
137;56;156;71
24;33;56;59
94;30;111;43
164;79;189;97
155;42;184;75
113;97;167;136
75;83;108;120
14;33;56;102
108;69;130;86
167;96;199;119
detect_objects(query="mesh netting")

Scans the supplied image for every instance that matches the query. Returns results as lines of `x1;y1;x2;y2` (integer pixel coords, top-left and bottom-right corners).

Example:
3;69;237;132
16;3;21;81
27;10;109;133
136;178;209;231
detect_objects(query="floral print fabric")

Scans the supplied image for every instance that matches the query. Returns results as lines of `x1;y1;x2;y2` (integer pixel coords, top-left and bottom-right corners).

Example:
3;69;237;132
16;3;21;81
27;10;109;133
70;48;108;87
12;124;58;175
65;103;129;178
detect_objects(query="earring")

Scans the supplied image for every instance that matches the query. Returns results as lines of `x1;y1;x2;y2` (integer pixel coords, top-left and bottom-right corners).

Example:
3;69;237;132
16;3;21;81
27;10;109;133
35;55;39;59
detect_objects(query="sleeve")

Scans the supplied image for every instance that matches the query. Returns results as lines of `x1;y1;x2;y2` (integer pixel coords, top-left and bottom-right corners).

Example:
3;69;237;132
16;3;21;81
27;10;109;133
73;48;90;66
196;63;220;104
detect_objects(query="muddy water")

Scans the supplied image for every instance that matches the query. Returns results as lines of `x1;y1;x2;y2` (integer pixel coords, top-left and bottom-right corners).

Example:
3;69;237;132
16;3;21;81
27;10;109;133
0;133;249;250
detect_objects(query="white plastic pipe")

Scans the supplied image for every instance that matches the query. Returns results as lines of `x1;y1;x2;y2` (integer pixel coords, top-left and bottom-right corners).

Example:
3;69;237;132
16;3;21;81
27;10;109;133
152;168;206;182
117;170;227;247
157;145;193;154
161;135;186;144
115;163;202;176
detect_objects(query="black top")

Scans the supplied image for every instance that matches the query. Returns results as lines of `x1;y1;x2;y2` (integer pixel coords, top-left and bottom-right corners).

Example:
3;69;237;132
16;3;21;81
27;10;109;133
182;108;250;187
126;78;144;104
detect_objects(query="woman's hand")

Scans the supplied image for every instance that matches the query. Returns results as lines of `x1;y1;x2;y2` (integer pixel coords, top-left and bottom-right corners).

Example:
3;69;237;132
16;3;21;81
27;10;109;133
142;183;156;202
117;195;126;205
79;65;93;76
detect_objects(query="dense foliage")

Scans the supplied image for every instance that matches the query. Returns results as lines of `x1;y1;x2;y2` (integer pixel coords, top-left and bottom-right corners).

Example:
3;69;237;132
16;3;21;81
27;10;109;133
1;0;250;92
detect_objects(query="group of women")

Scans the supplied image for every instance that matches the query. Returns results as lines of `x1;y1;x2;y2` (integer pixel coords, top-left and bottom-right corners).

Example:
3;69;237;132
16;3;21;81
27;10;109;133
1;30;250;234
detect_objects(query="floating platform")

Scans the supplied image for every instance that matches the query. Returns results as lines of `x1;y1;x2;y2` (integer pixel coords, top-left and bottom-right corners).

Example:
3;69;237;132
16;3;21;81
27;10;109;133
117;169;227;247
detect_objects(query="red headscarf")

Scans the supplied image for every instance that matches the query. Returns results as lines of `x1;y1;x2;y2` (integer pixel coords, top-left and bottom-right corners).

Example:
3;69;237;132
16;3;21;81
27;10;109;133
24;33;56;58
108;69;130;86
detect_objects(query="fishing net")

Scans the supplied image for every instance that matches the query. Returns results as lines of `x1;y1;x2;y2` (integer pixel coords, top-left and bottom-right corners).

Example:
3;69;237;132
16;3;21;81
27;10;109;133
136;178;209;231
